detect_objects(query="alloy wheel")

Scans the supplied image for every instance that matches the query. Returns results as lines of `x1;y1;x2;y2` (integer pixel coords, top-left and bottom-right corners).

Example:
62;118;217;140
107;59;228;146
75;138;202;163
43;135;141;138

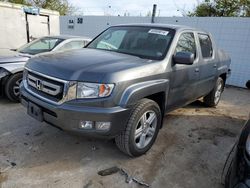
134;110;157;149
13;78;22;97
214;80;223;104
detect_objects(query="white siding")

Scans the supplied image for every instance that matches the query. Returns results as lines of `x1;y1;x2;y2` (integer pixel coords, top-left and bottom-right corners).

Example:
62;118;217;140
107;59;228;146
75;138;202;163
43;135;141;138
0;2;59;50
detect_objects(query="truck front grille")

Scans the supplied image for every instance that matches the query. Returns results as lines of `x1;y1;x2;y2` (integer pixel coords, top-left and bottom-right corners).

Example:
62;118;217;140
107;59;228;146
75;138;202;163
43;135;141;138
26;71;65;102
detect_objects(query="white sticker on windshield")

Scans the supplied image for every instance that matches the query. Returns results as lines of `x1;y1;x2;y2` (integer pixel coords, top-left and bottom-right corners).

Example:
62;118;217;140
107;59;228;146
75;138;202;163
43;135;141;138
148;29;169;36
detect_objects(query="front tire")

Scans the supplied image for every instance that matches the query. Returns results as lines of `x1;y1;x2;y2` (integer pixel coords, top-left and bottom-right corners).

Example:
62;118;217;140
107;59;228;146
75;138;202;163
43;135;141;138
115;99;162;157
5;72;23;102
203;77;224;107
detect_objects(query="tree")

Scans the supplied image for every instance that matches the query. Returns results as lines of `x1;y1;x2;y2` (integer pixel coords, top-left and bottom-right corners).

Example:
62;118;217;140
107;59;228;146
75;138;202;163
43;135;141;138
0;0;76;15
240;0;250;16
28;0;77;15
7;0;30;5
188;2;217;16
188;0;250;17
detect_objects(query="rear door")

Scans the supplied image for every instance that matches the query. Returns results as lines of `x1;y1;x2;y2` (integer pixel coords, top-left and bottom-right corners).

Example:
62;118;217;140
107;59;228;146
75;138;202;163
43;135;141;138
197;33;217;96
167;31;200;109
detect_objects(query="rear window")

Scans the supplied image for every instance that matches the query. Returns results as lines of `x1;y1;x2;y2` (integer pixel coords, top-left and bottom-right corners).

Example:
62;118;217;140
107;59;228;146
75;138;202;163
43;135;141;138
198;34;213;58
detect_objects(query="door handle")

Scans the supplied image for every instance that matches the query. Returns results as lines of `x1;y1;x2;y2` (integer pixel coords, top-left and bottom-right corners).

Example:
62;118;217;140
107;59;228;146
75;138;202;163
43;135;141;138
213;64;217;68
195;68;199;72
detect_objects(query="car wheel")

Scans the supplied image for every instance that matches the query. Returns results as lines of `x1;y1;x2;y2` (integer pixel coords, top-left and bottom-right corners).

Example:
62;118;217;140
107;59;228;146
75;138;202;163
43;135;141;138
115;99;161;157
5;72;23;102
204;77;224;107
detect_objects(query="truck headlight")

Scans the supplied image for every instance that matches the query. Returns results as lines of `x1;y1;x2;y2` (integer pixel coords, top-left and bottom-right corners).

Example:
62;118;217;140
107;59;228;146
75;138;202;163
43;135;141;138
76;82;114;98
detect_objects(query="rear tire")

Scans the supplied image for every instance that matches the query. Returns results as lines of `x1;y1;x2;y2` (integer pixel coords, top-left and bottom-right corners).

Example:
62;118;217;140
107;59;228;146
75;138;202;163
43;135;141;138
204;77;224;107
115;99;161;157
5;72;23;102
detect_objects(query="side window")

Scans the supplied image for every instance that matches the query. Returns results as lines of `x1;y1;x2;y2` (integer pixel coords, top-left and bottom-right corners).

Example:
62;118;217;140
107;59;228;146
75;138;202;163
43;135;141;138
175;32;196;57
198;34;213;58
58;40;85;51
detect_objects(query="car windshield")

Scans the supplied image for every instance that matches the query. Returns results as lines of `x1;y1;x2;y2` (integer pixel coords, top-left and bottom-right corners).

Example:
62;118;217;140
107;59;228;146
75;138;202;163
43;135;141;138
18;37;64;55
87;26;175;60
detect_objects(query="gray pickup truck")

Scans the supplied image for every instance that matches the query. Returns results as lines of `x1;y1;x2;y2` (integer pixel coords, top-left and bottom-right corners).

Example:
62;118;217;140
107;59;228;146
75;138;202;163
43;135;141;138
20;24;231;156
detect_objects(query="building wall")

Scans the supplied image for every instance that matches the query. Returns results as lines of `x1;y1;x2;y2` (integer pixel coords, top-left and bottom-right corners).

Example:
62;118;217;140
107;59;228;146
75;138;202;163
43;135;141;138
156;17;250;88
60;16;150;38
60;16;250;88
0;2;60;50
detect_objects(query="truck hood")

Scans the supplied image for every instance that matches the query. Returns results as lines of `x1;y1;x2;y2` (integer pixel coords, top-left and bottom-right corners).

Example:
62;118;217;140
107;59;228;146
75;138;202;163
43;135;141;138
26;48;158;82
0;50;30;64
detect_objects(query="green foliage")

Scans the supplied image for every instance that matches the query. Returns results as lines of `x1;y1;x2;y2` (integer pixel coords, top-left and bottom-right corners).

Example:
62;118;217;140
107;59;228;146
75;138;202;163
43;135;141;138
8;0;30;5
1;0;75;15
28;0;76;15
188;0;250;17
188;2;216;16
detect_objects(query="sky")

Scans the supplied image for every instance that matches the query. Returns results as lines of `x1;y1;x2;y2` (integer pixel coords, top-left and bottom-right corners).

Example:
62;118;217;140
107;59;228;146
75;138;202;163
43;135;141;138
69;0;199;17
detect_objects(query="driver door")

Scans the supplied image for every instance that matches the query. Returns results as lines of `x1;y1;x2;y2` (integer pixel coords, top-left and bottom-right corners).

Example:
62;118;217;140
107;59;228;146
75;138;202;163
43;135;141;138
167;32;200;110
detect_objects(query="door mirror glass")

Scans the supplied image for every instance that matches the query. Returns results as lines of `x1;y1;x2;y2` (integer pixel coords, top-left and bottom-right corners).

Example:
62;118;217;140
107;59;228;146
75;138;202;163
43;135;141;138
173;51;194;65
174;32;196;65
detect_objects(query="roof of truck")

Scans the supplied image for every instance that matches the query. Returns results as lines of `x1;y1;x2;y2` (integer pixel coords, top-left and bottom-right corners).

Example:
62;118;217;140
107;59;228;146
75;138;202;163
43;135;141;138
113;23;205;32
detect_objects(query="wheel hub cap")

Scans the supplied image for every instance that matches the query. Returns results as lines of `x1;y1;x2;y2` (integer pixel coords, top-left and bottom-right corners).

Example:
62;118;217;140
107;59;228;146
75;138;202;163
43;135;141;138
215;81;223;104
13;79;22;97
134;110;157;149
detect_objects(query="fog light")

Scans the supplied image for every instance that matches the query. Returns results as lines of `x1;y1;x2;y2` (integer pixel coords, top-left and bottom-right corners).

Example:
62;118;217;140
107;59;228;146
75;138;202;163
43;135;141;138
79;121;93;129
96;122;111;131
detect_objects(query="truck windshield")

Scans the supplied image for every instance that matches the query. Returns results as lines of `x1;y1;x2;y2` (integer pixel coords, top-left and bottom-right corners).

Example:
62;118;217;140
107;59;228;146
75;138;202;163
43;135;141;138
87;26;175;60
18;37;64;55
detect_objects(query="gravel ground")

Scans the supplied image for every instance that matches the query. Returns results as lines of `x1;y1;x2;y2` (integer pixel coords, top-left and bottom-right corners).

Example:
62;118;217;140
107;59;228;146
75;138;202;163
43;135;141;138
0;86;249;188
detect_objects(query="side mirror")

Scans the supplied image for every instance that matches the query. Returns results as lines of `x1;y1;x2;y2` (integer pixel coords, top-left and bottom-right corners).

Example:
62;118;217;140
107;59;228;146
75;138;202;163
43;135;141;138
173;52;194;65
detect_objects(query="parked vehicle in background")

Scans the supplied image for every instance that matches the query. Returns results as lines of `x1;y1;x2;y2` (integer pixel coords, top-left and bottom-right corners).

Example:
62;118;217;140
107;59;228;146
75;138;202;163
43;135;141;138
223;115;250;188
20;24;231;156
246;80;250;89
0;35;91;102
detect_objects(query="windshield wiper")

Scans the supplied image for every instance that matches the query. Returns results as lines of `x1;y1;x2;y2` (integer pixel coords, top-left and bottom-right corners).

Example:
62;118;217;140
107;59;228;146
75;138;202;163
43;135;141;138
116;51;149;59
88;47;151;60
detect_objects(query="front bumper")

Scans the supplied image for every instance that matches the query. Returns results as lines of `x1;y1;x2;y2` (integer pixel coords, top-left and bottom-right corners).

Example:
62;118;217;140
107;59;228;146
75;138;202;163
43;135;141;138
20;84;131;139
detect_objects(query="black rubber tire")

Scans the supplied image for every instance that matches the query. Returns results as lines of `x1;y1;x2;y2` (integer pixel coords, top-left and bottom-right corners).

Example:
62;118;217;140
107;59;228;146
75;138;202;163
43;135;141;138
246;80;250;89
4;72;23;102
203;77;224;107
115;99;162;157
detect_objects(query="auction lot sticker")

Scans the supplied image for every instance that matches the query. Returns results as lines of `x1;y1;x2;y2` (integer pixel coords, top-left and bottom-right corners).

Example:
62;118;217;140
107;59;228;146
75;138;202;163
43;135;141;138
148;29;169;35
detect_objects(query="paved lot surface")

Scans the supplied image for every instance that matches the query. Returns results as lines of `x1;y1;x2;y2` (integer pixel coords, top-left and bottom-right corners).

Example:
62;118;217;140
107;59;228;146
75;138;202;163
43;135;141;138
0;87;249;188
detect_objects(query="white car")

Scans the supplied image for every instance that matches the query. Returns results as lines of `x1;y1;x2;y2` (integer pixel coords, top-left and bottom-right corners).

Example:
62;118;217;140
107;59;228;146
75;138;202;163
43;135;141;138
0;35;91;101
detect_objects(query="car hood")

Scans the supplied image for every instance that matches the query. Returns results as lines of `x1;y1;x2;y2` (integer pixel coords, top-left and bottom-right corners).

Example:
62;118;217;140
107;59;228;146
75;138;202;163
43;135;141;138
26;48;159;83
0;50;30;64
